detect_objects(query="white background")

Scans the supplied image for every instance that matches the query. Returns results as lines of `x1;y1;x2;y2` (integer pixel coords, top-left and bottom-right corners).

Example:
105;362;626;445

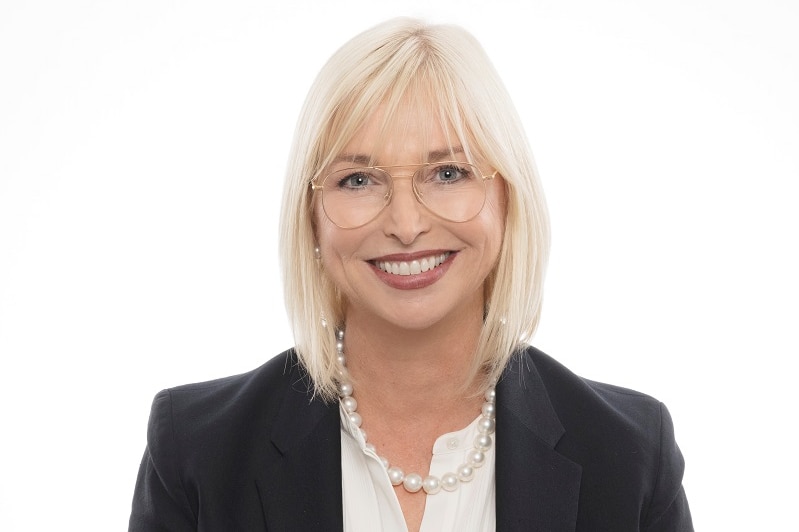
1;0;797;530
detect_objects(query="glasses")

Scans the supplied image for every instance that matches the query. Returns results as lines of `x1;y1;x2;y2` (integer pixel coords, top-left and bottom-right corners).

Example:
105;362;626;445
311;161;496;229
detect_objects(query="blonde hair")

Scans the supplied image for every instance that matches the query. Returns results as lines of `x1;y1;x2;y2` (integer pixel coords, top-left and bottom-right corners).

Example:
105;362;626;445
279;18;550;401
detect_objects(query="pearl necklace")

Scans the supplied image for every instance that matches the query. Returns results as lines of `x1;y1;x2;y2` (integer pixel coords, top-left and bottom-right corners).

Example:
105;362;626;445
335;330;496;495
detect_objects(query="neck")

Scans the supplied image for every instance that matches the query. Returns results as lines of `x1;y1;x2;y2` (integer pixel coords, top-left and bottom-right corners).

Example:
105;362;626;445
341;306;485;419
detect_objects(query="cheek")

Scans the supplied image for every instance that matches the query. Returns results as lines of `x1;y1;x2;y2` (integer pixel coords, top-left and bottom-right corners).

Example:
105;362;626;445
315;219;362;267
479;209;505;274
487;220;505;263
316;225;340;263
483;191;507;247
313;201;339;251
490;178;509;227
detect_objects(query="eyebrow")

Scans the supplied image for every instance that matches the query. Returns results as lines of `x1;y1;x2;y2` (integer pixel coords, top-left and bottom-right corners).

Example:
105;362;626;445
428;146;464;161
331;146;465;167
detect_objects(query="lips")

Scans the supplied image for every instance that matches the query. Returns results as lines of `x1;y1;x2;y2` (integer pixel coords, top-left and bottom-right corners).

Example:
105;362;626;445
373;252;451;276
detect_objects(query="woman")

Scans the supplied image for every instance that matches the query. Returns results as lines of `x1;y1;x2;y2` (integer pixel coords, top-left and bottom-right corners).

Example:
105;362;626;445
130;18;692;531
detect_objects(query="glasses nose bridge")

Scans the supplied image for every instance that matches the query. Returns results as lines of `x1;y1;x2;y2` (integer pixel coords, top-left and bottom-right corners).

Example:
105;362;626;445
380;165;422;203
385;166;419;183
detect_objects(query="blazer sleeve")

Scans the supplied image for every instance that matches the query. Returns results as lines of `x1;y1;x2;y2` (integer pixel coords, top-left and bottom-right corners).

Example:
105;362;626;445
129;390;197;532
642;403;694;532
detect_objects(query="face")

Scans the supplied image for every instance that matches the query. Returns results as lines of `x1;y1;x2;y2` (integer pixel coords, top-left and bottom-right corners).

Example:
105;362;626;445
314;104;506;332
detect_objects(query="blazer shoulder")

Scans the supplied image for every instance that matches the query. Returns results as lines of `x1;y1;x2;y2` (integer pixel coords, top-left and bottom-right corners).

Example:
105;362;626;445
165;348;303;400
146;349;308;467
523;346;663;430
132;350;319;529
519;346;692;530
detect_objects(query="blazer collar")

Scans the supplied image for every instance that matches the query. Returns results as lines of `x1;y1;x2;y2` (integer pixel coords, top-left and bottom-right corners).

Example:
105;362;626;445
256;359;344;532
495;350;582;531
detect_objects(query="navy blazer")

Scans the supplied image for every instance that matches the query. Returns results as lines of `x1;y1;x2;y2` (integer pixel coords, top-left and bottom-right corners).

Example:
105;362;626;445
129;347;693;531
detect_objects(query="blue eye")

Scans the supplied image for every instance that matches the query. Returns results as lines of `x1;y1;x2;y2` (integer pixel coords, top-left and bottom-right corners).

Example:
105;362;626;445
438;167;459;181
430;164;471;184
337;172;371;189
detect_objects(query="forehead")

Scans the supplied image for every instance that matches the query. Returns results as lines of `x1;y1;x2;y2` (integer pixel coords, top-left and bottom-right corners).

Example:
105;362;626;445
336;101;468;167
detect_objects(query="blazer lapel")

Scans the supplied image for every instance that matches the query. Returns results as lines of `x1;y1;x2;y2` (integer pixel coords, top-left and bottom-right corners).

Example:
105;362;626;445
256;363;344;532
496;351;582;532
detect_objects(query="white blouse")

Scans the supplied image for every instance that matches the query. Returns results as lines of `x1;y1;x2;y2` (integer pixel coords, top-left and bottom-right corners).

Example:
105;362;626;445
339;403;496;532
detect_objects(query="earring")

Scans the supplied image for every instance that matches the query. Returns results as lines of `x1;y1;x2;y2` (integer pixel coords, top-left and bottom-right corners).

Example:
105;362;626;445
314;246;321;260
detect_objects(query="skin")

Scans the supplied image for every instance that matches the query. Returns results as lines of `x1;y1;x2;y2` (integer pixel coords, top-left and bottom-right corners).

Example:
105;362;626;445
314;103;506;532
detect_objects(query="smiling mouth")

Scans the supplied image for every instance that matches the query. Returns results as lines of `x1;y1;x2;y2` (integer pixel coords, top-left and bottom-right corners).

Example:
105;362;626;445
373;252;451;276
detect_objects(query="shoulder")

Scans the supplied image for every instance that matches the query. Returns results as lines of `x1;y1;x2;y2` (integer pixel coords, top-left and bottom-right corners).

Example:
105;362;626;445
145;349;309;472
516;346;691;529
155;348;305;419
522;345;664;439
518;346;672;469
132;350;318;528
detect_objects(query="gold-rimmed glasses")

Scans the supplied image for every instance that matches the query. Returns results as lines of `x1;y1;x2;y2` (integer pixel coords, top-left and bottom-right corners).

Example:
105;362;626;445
310;161;497;229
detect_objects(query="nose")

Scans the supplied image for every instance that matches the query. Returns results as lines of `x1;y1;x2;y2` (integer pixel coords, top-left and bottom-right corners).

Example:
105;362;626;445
382;175;430;245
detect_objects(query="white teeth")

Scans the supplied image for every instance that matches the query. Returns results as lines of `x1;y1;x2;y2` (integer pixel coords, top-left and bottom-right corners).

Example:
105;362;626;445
376;253;450;276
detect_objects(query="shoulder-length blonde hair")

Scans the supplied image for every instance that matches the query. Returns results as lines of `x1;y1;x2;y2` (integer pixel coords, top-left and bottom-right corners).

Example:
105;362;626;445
279;17;550;401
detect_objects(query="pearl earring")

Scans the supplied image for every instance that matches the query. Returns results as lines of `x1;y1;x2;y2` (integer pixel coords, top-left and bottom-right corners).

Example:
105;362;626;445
314;246;321;260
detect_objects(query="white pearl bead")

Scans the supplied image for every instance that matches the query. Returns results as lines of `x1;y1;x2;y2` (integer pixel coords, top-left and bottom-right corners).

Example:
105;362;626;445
336;354;346;365
481;402;496;418
474;434;492;451
387;467;404;486
339;382;353;397
441;473;459;492
337;329;344;340
342;396;357;413
422;475;441;494
477;417;496;435
485;388;496;403
403;473;423;493
336;340;344;353
347;412;362;427
457;464;475;482
467;449;486;467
